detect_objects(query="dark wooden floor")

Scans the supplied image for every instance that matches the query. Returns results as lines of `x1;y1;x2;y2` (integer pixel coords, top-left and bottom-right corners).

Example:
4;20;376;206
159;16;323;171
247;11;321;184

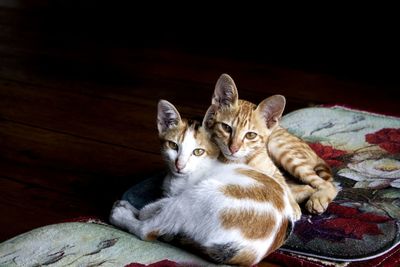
1;1;399;243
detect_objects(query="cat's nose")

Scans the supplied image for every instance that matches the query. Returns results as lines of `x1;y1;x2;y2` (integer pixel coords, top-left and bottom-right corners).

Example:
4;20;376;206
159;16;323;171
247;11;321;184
229;145;240;154
175;160;186;171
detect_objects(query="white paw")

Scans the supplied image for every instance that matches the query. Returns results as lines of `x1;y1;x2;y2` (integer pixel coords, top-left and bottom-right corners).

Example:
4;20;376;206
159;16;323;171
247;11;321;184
117;200;139;214
305;194;330;214
109;200;138;226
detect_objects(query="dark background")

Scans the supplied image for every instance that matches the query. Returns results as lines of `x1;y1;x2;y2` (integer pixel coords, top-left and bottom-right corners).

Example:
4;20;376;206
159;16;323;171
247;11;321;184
5;1;400;88
0;0;399;243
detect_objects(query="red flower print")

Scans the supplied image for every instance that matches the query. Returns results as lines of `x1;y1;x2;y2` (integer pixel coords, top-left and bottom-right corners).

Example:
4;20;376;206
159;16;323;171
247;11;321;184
365;128;400;154
319;204;390;239
295;203;392;243
308;143;347;167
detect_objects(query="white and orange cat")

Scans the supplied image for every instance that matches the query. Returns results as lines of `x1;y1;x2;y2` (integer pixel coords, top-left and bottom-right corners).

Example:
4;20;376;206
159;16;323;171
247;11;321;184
110;100;300;266
204;74;337;214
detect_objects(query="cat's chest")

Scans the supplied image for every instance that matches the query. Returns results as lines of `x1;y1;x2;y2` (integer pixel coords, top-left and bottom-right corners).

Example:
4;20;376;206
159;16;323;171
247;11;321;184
165;174;205;196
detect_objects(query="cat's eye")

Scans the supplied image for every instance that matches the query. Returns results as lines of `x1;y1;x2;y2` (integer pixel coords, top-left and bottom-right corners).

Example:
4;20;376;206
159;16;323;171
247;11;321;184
245;132;257;140
220;123;232;133
193;148;205;156
167;141;178;150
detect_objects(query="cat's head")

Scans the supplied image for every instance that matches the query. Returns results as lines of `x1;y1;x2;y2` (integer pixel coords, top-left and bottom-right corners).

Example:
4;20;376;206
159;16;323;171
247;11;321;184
157;100;219;176
204;74;285;161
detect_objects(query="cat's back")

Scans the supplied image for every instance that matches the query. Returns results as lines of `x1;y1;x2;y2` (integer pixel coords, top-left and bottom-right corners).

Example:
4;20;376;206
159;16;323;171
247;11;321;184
189;162;295;220
203;162;259;186
184;164;294;265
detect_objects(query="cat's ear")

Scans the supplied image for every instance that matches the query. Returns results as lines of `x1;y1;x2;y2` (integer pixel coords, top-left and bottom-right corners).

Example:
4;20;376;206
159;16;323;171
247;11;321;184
211;74;239;108
256;95;286;129
157;100;182;134
203;104;218;129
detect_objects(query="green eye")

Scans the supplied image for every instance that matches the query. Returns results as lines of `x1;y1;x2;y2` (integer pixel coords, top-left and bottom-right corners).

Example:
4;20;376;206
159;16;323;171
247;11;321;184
220;123;232;133
193;148;205;156
245;132;257;140
167;141;178;150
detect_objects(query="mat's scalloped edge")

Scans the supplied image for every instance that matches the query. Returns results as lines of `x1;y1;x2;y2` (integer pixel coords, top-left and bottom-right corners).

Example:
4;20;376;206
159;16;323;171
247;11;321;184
279;236;400;263
269;242;400;267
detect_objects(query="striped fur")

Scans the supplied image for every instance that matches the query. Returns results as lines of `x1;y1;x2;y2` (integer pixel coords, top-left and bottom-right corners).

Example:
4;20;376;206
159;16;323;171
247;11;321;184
268;126;338;213
205;74;338;214
110;100;299;266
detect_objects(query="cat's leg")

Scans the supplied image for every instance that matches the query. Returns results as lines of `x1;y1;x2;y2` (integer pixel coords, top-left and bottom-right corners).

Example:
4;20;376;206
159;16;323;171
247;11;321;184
138;199;169;220
111;198;184;241
110;200;156;240
138;206;185;241
287;183;316;203
293;167;337;214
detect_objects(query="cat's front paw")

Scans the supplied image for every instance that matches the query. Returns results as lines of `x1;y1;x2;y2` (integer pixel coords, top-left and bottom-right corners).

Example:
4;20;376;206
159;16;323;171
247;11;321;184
109;200;138;227
305;192;331;214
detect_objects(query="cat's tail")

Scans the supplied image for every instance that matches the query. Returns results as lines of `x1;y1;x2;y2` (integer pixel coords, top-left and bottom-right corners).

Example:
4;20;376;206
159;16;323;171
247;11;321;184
204;242;239;264
314;161;333;182
175;238;246;265
205;243;261;266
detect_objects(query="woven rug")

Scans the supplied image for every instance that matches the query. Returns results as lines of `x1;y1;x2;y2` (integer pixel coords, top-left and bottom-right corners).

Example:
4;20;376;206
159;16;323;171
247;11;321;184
1;106;399;267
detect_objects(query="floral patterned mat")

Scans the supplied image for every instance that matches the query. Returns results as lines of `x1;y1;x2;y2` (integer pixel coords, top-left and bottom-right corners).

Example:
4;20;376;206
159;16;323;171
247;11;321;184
279;106;400;261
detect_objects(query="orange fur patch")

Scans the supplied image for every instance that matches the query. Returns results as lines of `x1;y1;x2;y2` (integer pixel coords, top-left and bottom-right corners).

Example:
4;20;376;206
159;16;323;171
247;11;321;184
231;168;285;211
220;209;276;240
265;219;289;257
223;185;274;202
145;230;159;241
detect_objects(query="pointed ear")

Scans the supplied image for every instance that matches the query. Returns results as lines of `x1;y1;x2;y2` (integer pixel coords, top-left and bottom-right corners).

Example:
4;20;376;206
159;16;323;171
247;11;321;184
256;95;286;129
211;74;238;108
202;104;218;129
157;100;182;134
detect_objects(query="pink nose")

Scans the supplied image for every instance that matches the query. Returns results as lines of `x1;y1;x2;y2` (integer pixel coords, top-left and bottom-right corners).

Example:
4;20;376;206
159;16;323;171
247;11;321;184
229;145;240;154
175;160;186;171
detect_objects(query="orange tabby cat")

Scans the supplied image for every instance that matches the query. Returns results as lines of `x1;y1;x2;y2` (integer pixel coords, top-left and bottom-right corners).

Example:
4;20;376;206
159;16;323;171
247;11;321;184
204;74;337;214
